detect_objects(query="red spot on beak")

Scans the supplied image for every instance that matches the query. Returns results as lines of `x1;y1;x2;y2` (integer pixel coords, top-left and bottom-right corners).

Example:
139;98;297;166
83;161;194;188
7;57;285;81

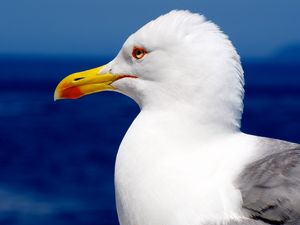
60;86;83;99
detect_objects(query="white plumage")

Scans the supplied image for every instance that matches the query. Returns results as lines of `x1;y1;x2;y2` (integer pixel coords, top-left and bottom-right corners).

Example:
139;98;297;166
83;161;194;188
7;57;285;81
102;10;257;224
56;10;300;225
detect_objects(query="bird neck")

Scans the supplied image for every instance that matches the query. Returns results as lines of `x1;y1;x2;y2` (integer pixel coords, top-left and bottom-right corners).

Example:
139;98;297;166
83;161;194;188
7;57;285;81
135;63;244;137
138;101;241;143
136;80;243;139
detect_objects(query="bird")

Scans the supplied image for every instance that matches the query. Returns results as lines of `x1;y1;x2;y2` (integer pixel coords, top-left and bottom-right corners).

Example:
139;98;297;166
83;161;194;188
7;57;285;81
54;10;300;225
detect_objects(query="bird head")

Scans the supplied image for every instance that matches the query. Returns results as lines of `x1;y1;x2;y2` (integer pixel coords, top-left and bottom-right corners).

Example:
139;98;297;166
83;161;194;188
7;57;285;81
55;10;244;129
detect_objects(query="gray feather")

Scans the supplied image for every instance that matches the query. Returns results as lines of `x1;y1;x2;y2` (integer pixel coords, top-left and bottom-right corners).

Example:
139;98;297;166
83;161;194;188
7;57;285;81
205;219;268;225
236;137;300;224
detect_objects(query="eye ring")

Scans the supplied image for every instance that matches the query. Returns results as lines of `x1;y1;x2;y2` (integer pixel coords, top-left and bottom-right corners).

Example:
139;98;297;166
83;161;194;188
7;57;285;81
132;47;147;60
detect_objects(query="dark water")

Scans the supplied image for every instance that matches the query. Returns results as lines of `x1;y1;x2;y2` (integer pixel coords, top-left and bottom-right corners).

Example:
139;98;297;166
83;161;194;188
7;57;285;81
0;57;299;225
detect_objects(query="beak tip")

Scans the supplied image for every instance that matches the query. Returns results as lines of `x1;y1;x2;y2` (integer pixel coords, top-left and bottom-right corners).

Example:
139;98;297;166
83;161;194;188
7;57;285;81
53;64;112;101
54;90;61;101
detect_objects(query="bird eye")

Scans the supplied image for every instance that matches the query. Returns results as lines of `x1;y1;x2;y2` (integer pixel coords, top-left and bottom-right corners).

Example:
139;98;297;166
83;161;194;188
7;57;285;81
132;47;147;60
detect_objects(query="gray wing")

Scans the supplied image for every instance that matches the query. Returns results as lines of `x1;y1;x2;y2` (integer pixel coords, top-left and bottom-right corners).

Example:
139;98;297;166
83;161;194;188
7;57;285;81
237;146;300;225
205;219;268;225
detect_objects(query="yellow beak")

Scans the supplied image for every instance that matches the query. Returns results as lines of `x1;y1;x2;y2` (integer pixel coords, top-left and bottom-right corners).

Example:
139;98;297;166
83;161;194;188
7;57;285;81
54;65;135;100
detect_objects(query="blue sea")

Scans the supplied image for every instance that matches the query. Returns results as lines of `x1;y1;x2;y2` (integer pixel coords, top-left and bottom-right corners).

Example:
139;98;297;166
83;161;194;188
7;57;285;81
0;56;299;225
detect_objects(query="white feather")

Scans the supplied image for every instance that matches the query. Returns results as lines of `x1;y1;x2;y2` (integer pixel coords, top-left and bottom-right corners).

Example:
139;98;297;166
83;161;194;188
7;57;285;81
101;10;257;225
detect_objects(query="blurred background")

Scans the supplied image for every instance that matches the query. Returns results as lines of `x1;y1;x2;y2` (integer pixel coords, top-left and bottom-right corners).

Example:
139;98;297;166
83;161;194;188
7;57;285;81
0;0;300;224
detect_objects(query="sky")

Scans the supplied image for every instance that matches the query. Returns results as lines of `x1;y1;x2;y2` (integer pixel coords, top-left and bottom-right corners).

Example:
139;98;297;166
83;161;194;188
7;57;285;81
1;0;300;58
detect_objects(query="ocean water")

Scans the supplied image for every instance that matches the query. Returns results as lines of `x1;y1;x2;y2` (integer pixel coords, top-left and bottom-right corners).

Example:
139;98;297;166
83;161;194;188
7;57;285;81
0;57;299;225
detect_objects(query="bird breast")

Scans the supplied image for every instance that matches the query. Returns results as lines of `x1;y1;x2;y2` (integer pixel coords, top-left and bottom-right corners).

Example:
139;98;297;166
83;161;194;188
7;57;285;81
114;112;256;225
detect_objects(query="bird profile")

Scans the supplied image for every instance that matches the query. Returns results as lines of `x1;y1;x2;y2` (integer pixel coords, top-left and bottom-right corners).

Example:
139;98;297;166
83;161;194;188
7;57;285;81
55;10;300;225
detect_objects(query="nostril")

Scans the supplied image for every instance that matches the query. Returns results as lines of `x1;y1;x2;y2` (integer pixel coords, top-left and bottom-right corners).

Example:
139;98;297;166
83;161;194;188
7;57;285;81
74;77;84;81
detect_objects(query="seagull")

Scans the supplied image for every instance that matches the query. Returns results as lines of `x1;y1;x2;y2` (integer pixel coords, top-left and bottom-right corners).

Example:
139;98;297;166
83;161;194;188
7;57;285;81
54;10;300;225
